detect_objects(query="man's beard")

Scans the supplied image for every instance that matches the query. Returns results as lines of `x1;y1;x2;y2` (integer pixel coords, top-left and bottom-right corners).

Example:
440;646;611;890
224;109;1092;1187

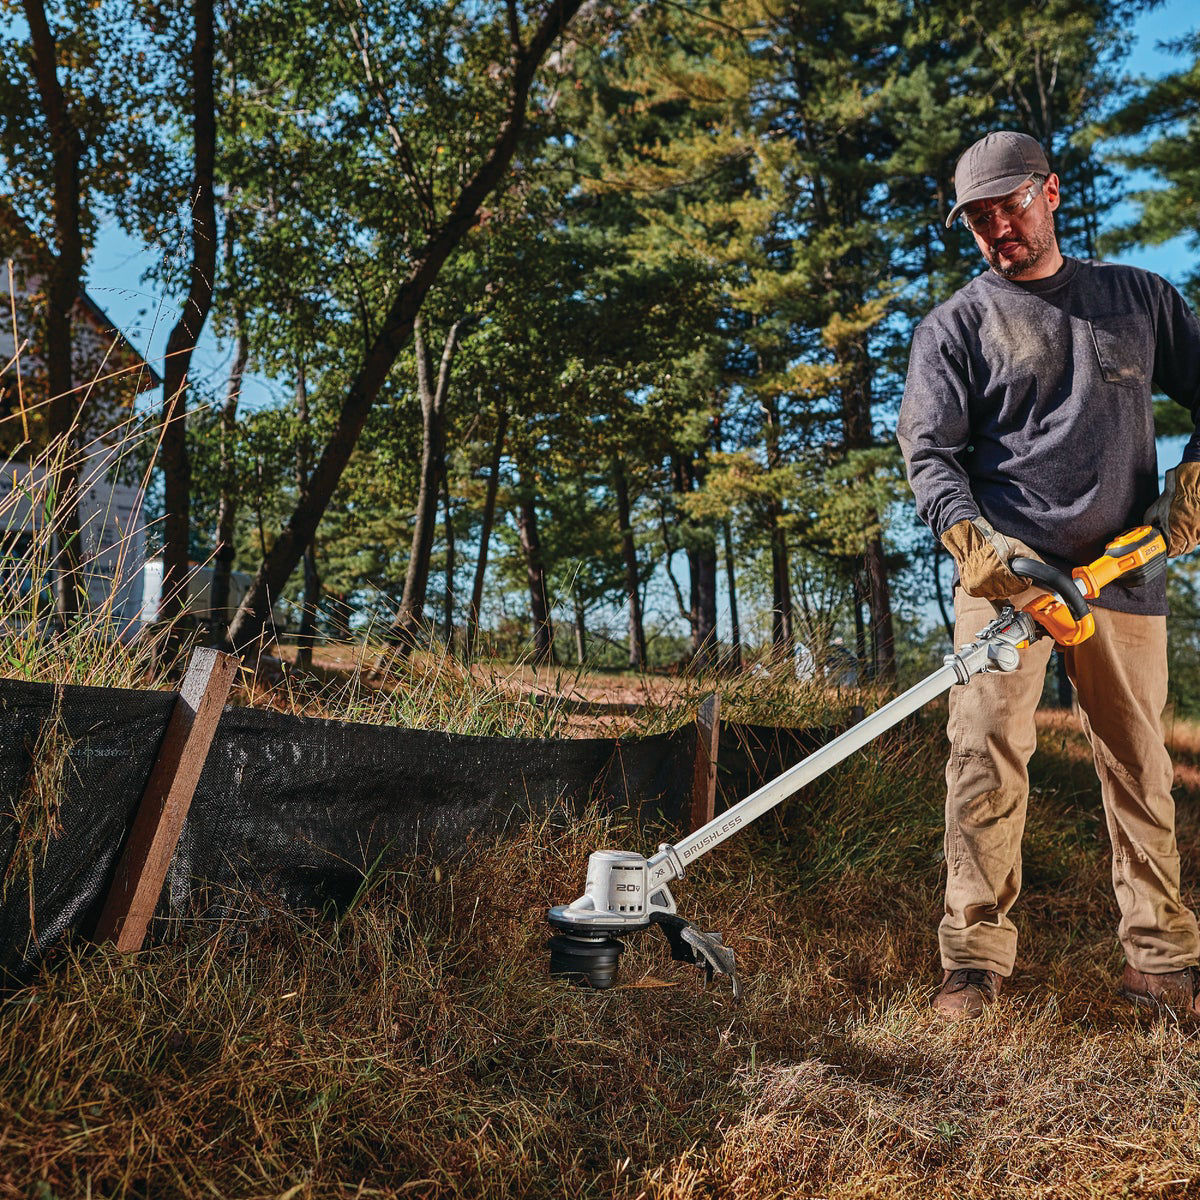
986;216;1058;278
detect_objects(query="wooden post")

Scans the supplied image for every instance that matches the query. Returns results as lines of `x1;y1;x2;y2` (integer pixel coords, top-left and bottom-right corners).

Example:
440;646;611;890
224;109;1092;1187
689;693;720;833
94;647;239;951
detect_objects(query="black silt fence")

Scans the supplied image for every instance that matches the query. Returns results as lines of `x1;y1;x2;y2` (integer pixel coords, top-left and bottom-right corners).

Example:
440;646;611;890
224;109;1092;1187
716;721;851;810
0;677;699;978
0;676;850;980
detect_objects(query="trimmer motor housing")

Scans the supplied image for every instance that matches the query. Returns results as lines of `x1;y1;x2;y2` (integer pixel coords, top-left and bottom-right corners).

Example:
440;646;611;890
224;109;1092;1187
547;848;742;996
546;849;674;989
555;849;679;927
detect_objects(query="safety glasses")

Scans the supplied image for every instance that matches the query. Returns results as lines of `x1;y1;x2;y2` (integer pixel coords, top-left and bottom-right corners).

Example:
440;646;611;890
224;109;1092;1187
960;180;1041;233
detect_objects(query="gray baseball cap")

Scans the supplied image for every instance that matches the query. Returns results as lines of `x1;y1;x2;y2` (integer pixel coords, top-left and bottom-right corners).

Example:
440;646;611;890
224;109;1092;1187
945;131;1050;229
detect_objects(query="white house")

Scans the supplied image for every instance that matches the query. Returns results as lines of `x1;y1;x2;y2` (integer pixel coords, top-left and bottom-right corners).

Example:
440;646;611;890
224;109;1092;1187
0;451;147;639
0;211;161;639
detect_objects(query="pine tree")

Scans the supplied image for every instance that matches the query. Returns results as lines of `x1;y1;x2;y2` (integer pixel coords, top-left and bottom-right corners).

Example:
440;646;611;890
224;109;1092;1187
1100;31;1200;305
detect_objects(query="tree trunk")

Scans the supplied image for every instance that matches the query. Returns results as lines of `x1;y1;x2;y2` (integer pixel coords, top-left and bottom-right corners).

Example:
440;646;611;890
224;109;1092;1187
840;334;896;681
465;400;506;662
159;0;217;631
297;543;321;671
865;534;895;682
441;461;455;651
932;536;953;641
611;456;646;670
23;0;84;625
210;324;247;642
722;519;742;672
688;540;718;671
224;0;585;654
760;395;793;663
572;584;586;665
516;493;554;666
852;569;867;669
767;499;795;663
294;357;321;670
389;315;462;653
656;485;690;627
674;453;718;670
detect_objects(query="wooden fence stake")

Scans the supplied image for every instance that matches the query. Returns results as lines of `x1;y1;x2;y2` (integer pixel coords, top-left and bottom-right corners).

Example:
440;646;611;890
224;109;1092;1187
94;647;239;951
689;693;720;833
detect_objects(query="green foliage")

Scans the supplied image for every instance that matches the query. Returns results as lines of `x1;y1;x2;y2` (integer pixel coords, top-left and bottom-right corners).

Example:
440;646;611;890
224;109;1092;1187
1099;31;1200;305
1;0;1187;672
0;0;172;251
1155;395;1199;439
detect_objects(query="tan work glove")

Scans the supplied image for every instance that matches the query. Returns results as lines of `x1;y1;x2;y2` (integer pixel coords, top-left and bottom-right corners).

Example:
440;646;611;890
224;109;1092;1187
1143;462;1200;558
941;517;1030;601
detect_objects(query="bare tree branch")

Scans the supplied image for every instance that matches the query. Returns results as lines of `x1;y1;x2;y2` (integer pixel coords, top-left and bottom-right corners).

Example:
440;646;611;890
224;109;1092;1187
343;0;438;225
507;0;523;55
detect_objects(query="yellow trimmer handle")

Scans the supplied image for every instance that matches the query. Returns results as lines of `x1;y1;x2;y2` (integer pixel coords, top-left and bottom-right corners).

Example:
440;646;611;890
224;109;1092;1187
1012;525;1167;648
1072;525;1168;599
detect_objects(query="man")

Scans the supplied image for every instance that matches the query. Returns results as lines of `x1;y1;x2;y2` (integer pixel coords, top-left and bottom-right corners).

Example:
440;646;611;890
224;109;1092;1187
897;130;1200;1019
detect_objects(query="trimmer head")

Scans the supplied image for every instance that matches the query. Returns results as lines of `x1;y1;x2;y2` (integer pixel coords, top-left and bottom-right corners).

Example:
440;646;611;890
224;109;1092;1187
547;930;628;989
546;847;740;998
546;904;649;988
546;906;741;998
546;902;649;989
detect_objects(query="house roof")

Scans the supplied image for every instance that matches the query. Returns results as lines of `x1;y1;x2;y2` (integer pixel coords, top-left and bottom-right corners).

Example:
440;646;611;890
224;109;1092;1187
76;287;162;391
1;202;163;391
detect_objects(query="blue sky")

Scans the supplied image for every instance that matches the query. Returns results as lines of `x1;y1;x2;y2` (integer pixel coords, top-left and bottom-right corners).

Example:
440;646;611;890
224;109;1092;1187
83;1;1199;412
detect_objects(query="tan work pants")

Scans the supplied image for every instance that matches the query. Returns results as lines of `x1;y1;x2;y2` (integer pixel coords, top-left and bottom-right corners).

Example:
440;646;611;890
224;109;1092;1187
942;586;1200;976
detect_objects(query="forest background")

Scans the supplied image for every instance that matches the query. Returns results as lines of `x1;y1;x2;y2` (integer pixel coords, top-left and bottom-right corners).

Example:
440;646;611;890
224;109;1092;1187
3;0;1200;703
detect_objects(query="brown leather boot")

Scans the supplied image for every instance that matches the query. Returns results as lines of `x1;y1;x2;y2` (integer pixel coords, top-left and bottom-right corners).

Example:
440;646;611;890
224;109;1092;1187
933;967;1003;1020
1120;964;1200;1015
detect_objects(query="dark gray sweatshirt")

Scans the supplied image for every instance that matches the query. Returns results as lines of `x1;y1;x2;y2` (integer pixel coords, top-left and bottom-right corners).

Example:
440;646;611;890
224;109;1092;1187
898;256;1200;614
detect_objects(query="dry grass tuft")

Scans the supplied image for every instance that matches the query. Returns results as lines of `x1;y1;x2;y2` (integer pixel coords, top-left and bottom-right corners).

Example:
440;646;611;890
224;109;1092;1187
3;708;1200;1197
239;649;599;738
1;687;75;947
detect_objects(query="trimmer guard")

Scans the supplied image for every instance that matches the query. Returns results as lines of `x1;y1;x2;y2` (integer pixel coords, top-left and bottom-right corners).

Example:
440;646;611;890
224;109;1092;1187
652;913;743;1001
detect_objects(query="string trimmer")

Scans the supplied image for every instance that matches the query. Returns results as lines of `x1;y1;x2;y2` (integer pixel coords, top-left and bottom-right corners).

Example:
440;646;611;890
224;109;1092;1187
547;526;1168;998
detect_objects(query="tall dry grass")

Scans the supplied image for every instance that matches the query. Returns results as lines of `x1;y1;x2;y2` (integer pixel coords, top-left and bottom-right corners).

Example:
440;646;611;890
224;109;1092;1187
254;645;860;739
6;296;1200;1199
0;349;169;691
3;708;1199;1199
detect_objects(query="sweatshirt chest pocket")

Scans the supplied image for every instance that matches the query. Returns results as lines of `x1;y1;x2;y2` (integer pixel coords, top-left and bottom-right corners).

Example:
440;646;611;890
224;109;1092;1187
1088;314;1150;388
